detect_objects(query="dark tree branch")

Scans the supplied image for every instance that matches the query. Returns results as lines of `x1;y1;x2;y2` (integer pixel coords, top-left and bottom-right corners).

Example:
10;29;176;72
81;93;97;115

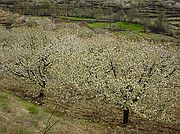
164;68;176;78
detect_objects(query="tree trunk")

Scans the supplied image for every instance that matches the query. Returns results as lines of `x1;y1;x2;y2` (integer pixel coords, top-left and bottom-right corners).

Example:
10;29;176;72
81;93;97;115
39;88;44;97
144;26;146;33
38;80;45;97
123;109;129;125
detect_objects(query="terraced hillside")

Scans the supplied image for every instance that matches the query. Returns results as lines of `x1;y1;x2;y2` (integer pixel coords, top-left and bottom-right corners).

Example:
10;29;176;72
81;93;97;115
135;1;180;37
0;0;179;37
0;9;25;27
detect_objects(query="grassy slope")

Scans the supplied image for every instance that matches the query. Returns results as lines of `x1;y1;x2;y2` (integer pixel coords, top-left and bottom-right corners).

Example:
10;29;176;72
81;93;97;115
0;90;109;134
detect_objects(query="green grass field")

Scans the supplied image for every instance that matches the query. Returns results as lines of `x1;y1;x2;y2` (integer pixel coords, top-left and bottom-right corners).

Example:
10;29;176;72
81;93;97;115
116;22;144;32
87;22;111;28
88;21;144;32
59;16;144;32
